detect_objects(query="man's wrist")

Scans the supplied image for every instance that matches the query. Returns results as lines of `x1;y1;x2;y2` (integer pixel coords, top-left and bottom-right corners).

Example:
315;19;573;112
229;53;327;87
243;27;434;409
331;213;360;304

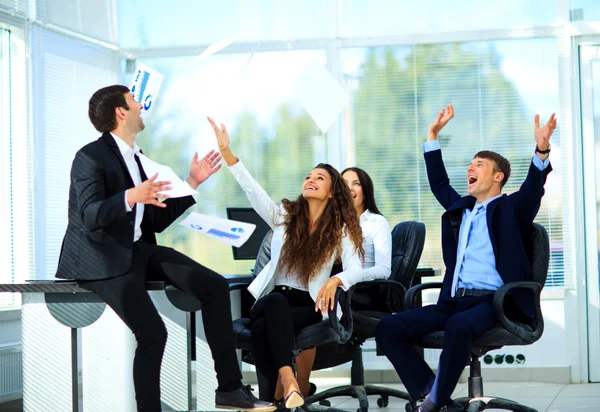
126;189;135;208
427;132;439;142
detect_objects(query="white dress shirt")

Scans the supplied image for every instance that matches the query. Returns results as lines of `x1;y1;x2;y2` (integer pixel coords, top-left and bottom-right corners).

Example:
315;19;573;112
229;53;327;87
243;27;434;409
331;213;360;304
111;132;144;242
360;210;392;280
228;160;364;319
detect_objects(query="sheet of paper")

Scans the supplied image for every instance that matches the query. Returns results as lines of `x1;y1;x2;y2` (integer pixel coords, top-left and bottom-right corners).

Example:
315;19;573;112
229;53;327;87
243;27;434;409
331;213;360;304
137;153;197;198
195;35;238;63
292;61;350;133
179;212;256;248
129;63;164;118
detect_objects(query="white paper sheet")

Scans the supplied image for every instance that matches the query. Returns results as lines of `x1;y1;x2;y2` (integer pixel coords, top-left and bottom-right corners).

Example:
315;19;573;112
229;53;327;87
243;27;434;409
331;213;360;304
137;153;197;198
129;63;164;118
195;35;238;63
292;61;350;133
179;212;256;248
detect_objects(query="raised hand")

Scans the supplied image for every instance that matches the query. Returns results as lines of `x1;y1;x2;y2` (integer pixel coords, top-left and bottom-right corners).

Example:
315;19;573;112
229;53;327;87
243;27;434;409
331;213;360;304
207;116;230;151
207;116;238;166
127;173;172;208
534;113;557;152
186;150;222;189
428;104;454;141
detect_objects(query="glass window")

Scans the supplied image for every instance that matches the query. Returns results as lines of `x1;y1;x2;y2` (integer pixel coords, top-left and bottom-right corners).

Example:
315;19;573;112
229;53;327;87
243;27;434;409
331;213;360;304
340;0;557;37
341;37;568;287
570;0;600;21
134;49;327;275
119;0;330;48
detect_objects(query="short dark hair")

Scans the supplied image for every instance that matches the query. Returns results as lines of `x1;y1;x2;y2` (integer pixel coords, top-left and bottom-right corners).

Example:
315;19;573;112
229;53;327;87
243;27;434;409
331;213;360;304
88;85;130;133
474;150;511;188
341;166;383;215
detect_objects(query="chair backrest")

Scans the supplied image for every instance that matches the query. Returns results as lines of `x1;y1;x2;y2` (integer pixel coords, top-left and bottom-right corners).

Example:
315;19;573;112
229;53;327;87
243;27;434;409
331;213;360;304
529;223;550;286
390;221;426;290
252;230;274;278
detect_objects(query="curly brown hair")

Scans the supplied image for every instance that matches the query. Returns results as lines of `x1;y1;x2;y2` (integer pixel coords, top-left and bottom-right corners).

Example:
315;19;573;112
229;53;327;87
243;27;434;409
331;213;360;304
277;163;364;287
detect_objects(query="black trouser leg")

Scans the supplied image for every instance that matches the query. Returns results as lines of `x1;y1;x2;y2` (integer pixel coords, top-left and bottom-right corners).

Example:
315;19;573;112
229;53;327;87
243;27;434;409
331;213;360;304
144;243;243;391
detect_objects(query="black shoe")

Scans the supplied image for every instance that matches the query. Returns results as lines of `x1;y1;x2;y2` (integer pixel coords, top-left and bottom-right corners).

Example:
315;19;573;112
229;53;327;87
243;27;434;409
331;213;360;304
440;401;465;412
215;385;277;411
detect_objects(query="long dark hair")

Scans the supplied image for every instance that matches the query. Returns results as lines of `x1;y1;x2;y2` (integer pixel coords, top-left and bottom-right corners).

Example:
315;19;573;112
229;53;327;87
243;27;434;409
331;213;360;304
278;163;364;286
341;167;383;215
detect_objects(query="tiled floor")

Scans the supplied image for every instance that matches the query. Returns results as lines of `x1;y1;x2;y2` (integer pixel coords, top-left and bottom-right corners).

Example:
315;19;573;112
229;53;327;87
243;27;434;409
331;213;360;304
270;379;600;412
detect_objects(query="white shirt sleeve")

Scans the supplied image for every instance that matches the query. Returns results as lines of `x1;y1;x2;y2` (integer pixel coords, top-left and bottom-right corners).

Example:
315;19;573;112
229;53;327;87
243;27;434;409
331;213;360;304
334;229;365;291
361;217;392;281
228;160;284;229
124;190;132;212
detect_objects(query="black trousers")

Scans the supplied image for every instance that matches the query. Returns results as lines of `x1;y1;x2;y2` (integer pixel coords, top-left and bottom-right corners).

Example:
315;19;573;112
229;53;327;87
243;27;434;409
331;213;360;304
250;286;322;401
375;295;497;405
84;241;243;411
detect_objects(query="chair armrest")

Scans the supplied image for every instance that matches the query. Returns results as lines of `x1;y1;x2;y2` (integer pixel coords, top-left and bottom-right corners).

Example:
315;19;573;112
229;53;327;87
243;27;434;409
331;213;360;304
352;279;406;312
224;275;253;292
326;286;355;342
493;281;543;343
404;282;443;310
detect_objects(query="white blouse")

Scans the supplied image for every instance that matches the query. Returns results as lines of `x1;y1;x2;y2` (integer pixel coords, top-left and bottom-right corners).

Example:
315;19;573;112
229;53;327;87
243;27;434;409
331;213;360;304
228;160;364;318
360;210;392;280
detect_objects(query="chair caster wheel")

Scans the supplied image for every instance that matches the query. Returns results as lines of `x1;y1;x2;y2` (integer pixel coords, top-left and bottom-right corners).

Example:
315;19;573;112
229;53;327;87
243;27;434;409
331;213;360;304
405;402;417;412
319;400;331;407
377;396;389;407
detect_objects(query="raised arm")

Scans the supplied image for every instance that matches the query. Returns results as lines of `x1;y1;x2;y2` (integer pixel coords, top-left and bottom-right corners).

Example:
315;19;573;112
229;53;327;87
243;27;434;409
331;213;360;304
361;216;392;281
424;105;462;209
512;113;556;223
207;117;282;229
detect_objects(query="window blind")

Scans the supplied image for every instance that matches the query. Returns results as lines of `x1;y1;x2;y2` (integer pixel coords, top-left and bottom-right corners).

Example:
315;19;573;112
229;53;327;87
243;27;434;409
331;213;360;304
341;39;570;287
31;26;119;279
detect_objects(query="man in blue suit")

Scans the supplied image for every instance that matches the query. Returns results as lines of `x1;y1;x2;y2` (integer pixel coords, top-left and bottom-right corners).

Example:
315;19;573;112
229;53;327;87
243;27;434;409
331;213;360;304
375;104;557;412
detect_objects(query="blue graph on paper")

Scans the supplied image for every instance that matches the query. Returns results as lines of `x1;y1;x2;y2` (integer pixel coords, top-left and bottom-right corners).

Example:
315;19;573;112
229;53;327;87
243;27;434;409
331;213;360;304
207;228;241;240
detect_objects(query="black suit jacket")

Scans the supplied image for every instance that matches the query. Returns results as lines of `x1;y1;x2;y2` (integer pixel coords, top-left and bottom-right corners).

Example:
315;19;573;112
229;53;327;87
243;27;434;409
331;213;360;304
424;148;551;318
56;132;196;280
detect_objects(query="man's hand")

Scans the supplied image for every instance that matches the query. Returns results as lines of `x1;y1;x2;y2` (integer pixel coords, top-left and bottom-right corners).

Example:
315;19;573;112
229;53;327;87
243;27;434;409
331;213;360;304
428;104;454;141
314;277;343;315
186;150;222;189
534;113;557;156
127;173;172;209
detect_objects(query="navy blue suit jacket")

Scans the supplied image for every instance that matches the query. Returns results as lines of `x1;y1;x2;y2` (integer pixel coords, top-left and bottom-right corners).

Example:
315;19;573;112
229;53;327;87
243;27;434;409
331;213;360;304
424;148;551;318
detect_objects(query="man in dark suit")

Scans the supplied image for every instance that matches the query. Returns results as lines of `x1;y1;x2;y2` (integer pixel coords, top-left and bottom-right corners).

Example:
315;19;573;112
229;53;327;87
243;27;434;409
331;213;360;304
56;85;275;412
375;104;556;412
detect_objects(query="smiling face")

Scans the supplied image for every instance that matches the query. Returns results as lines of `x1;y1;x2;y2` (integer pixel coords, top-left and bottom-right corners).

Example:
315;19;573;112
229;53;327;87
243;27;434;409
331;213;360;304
466;157;504;199
342;170;364;214
302;167;333;202
123;92;145;134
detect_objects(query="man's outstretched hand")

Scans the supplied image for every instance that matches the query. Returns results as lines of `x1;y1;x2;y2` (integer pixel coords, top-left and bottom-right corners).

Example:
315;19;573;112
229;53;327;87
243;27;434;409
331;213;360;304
534;113;557;156
428;104;454;141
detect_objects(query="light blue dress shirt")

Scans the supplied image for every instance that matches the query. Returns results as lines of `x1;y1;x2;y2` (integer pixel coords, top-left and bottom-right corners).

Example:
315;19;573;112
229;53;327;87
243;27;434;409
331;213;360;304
422;139;550;292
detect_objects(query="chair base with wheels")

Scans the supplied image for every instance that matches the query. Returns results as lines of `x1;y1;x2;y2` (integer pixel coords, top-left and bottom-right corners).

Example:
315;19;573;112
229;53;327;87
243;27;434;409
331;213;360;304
303;346;410;412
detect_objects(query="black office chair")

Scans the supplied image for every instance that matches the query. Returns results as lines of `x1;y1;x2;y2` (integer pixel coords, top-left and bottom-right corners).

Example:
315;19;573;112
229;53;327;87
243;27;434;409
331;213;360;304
228;231;357;412
302;221;427;412
403;223;549;412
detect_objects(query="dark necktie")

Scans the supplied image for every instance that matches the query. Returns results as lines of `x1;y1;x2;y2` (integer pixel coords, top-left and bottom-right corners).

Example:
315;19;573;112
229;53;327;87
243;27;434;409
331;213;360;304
133;153;148;181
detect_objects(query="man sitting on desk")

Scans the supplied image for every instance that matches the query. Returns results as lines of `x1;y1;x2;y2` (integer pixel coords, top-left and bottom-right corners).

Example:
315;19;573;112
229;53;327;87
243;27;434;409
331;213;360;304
375;104;556;412
55;85;275;412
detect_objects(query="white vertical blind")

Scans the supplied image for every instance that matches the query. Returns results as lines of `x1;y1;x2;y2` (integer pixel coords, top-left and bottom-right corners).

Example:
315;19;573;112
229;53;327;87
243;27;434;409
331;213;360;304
0;0;27;17
31;26;119;279
342;39;570;287
35;0;118;44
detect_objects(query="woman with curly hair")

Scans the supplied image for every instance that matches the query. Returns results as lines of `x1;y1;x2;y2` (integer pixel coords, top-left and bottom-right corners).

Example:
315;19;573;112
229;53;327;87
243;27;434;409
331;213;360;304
208;117;365;408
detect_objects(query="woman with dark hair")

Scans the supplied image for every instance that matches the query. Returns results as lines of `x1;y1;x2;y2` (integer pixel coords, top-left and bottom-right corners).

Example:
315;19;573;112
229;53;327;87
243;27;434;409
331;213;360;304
294;166;392;398
208;117;366;408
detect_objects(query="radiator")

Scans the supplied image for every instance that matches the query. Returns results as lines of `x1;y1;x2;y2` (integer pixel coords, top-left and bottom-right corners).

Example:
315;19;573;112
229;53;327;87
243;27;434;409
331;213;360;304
0;344;23;402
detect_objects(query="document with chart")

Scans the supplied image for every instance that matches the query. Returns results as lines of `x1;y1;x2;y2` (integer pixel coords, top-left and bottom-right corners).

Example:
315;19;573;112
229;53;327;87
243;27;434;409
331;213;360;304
180;212;256;247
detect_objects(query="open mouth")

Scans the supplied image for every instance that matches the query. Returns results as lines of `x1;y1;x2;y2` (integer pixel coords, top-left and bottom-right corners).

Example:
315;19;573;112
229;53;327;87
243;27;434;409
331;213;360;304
467;176;478;187
305;184;317;191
